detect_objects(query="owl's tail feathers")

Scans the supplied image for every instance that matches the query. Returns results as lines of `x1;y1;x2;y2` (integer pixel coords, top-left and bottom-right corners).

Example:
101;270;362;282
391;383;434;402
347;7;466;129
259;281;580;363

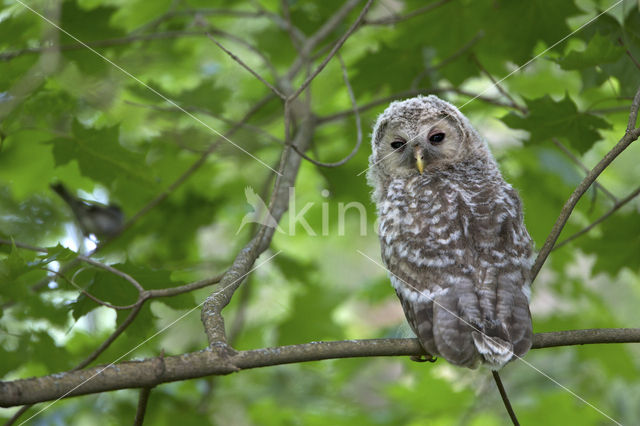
471;326;514;370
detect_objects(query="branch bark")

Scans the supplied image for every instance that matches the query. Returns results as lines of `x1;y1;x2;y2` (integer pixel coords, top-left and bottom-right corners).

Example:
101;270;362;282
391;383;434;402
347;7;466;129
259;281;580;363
2;329;639;408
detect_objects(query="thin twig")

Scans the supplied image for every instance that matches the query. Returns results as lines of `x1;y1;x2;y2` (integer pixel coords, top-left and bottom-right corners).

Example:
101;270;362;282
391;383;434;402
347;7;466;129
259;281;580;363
74;303;145;370
279;0;304;52
289;0;373;102
133;8;267;34
124;100;284;145
531;86;640;281
471;54;527;114
292;53;362;167
364;0;453;25
317;87;517;124
411;31;484;90
119;93;276;239
146;274;224;298
206;33;286;100
551;138;618;203
78;255;145;293
492;371;520;426
617;37;640;71
43;268;138;310
133;387;152;426
554;185;640;249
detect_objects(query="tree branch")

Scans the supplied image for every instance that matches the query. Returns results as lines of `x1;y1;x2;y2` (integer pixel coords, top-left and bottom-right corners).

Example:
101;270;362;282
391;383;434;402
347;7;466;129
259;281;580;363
492;371;519;426
292;54;362;167
123;100;284;146
531;85;640;281
2;329;639;408
206;33;286;99
133;387;152;426
289;0;373;101
470;54;528;114
317;87;517;124
551;138;618;203
553;185;640;250
364;0;453;25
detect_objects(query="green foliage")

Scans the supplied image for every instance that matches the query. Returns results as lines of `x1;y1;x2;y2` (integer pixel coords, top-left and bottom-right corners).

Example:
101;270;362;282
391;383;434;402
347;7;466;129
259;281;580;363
1;0;640;425
502;94;612;154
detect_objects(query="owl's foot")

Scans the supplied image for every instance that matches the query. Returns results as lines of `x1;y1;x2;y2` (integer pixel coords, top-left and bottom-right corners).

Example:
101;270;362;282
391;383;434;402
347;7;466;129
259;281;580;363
411;354;437;363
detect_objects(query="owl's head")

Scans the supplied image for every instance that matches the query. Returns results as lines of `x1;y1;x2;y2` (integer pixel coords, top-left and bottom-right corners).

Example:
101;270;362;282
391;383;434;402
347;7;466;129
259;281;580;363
368;95;491;179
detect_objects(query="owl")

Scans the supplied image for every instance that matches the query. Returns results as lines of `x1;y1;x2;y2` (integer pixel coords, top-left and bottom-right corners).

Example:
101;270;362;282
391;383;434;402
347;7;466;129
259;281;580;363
367;95;533;369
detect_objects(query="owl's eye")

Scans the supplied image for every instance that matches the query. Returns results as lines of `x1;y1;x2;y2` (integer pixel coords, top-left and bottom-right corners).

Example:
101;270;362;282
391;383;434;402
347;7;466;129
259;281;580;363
429;132;445;144
390;140;406;150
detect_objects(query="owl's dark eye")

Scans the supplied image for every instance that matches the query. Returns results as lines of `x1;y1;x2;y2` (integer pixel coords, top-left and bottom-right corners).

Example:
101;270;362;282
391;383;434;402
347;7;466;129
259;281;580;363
390;140;406;150
429;132;445;144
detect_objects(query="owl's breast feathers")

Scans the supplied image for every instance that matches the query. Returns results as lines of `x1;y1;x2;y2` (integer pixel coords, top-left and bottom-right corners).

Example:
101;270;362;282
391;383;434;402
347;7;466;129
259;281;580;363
378;164;533;369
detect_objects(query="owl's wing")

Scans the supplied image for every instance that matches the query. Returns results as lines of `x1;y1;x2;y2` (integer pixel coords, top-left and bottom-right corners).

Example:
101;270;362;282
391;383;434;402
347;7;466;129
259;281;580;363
386;185;532;369
457;185;533;367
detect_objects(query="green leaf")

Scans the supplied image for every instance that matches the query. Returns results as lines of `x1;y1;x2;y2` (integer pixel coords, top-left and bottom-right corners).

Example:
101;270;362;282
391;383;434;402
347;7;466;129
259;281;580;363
581;212;640;275
557;33;624;70
501;95;611;154
46;120;154;188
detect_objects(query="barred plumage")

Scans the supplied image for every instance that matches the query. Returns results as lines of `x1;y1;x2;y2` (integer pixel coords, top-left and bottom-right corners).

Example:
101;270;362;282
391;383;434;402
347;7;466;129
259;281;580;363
367;95;533;369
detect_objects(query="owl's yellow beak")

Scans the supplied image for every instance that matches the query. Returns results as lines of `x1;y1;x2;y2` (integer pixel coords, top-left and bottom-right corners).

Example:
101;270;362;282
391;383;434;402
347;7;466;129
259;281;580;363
414;146;424;174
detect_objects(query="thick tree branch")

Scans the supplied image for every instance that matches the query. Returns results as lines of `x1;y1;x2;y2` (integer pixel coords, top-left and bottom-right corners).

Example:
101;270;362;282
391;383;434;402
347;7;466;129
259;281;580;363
2;329;639;408
531;85;640;281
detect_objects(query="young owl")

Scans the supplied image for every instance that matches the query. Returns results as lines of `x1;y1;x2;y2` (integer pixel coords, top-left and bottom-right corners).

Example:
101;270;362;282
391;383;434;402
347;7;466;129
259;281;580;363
367;95;533;369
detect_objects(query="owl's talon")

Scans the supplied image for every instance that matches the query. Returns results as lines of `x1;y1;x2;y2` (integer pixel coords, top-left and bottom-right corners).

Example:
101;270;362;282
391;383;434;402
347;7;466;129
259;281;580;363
410;355;437;363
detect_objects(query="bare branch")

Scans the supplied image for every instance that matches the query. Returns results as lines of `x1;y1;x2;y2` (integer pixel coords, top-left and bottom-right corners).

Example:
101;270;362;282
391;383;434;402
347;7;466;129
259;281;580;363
364;0;453;25
617;37;640;71
554;185;640;250
289;0;373;101
1;28;275;76
78;256;145;293
74;303;145;370
206;33;286;99
123;100;284;146
2;329;640;407
317;87;517;124
43;268;138;311
133;387;152;426
293;54;362;167
133;7;267;34
279;0;305;51
471;54;528;114
146;274;224;299
201;96;314;345
118;93;276;239
627;85;640;133
303;0;363;55
492;371;520;426
411;31;484;90
531;85;640;280
0;30;202;61
551;138;618;203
